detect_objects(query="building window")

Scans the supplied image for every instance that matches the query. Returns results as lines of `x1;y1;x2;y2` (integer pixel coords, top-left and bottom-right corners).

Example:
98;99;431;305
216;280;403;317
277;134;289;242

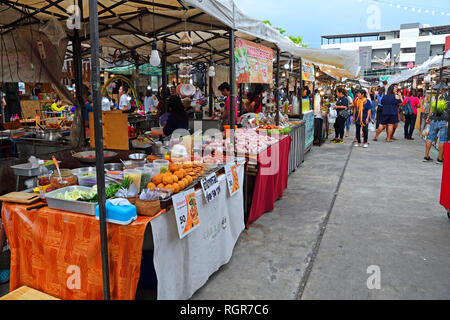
401;48;416;54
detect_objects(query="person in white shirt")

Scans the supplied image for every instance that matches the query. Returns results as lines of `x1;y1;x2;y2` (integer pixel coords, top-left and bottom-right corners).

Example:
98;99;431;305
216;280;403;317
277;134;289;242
118;86;130;111
144;90;159;113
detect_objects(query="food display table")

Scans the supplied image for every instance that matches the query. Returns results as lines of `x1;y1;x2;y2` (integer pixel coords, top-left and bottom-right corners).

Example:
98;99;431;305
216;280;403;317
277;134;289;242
1;202;152;300
150;162;245;299
246;135;291;228
1;163;246;300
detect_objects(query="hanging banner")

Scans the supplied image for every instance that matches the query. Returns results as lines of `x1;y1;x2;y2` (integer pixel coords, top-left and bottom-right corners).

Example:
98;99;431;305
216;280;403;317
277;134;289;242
173;188;200;239
235;38;273;84
302;62;315;82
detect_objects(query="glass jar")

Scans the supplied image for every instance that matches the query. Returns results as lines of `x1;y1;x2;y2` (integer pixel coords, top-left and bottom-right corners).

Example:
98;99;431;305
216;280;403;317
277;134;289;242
50;169;78;190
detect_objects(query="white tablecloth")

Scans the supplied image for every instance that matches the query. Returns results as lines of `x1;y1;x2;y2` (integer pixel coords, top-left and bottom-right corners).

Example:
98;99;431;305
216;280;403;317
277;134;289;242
150;163;245;300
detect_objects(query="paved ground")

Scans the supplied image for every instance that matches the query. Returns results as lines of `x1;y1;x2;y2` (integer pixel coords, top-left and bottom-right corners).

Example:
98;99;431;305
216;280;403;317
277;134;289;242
1;123;449;299
192;124;450;300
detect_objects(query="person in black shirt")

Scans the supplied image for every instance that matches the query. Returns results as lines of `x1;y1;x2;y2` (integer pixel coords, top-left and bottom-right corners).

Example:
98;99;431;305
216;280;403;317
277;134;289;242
331;88;349;144
163;95;189;136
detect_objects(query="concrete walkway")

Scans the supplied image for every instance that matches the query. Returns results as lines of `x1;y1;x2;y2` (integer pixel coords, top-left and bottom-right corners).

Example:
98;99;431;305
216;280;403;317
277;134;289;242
192;124;450;300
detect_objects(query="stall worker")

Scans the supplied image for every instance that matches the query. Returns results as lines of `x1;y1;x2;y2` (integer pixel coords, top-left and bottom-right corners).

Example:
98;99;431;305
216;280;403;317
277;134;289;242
245;84;264;114
218;82;238;125
31;83;42;97
163;95;189;136
51;96;66;112
118;85;130;112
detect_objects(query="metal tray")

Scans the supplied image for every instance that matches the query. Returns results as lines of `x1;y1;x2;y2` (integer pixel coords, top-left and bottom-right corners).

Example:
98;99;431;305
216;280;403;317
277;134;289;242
45;186;97;216
11;161;61;177
11;163;41;177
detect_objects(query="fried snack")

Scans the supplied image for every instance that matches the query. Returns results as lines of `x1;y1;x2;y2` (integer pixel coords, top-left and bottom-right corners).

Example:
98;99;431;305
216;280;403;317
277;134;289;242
169;163;180;173
163;175;174;185
147;182;157;190
172;175;179;183
153;174;163;185
157;183;165;189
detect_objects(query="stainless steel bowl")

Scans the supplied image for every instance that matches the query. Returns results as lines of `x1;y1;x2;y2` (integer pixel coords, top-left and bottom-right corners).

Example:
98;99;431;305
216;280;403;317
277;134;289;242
104;163;124;171
129;153;147;161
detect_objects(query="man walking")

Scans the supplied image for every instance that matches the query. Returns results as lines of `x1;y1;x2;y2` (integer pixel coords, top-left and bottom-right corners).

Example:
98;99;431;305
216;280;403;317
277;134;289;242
424;96;448;164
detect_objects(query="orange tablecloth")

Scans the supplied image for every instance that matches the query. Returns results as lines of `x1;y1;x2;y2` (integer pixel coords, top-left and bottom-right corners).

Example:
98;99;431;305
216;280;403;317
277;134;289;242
1;202;153;300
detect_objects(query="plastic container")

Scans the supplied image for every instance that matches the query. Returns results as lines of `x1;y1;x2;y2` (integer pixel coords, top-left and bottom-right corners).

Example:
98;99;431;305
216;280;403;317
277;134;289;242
153;159;169;176
124;169;142;191
136;167;152;192
50;169;78;190
37;160;50;199
95;202;137;225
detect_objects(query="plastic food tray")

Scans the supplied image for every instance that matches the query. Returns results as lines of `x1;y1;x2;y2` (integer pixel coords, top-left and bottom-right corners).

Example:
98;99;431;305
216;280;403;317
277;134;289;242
45;186;97;216
11;163;41;177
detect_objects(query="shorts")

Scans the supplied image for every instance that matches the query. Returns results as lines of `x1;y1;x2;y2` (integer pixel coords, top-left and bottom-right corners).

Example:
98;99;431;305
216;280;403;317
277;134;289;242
380;114;399;125
427;120;448;143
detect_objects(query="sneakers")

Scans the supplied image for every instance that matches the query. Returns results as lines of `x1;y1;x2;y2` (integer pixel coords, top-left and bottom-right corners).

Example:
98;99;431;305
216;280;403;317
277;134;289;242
330;138;338;143
436;159;444;165
423;157;433;162
363;143;369;148
336;140;344;144
354;143;360;147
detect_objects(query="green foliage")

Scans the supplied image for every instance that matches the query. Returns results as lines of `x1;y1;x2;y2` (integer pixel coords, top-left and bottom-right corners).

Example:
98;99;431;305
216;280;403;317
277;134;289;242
263;20;307;47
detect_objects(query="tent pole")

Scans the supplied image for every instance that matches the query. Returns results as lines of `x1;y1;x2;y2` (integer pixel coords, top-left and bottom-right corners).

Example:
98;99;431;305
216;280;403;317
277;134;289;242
299;58;303;119
229;28;235;143
88;0;110;300
162;39;167;113
275;48;280;126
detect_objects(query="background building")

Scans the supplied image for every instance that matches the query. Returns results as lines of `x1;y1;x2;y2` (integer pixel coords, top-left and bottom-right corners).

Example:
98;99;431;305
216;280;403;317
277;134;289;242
321;23;450;82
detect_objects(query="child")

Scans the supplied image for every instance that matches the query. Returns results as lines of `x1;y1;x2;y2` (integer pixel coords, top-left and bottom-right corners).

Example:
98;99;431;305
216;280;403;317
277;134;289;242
353;89;372;148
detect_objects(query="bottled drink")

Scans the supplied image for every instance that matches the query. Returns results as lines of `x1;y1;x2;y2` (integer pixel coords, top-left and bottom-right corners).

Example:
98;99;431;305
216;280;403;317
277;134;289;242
37;160;50;199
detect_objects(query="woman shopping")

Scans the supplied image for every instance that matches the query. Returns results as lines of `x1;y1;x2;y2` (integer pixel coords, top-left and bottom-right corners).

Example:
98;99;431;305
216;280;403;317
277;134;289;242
331;88;349;145
403;89;420;140
353;90;372;148
373;84;403;142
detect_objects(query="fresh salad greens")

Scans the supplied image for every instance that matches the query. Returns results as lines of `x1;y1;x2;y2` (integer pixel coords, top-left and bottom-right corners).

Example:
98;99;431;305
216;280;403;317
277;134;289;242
54;177;133;203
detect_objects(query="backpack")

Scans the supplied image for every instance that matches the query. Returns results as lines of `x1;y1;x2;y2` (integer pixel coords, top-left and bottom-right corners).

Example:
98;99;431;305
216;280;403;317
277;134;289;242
403;98;413;116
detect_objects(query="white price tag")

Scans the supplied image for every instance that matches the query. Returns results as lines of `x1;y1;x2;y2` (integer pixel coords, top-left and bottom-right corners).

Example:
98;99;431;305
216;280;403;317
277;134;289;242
200;172;221;203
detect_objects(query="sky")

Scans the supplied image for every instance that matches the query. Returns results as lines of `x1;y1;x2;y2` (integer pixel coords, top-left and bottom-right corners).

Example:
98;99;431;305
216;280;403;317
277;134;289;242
234;0;450;48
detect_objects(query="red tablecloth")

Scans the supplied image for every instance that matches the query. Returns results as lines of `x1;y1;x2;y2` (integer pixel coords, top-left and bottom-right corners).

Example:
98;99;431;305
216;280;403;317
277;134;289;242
247;136;292;228
1;202;155;300
440;143;450;210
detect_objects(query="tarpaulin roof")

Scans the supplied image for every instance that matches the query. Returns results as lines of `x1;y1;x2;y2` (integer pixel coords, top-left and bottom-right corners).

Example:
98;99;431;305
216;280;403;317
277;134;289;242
388;54;450;85
0;0;360;77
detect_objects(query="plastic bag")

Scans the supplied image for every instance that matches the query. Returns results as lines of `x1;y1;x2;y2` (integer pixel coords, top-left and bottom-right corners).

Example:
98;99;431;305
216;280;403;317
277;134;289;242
368;121;376;132
422;124;430;137
329;108;337;124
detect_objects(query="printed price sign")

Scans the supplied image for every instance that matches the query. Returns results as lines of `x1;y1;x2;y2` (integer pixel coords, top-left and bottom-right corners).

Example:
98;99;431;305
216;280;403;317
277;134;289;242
173;188;200;239
200;172;221;203
225;164;240;196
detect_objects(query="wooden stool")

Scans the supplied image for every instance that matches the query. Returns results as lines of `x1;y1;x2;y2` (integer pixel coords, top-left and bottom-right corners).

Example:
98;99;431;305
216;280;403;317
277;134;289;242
0;286;59;300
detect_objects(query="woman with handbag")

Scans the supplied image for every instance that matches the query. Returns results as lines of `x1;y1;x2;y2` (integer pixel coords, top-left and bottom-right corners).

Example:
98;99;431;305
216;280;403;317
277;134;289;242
331;88;349;145
403;89;420;140
353;90;372;148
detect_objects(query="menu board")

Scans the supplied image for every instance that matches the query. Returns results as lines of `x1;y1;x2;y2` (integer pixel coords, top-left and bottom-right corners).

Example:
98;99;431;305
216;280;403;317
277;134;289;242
225;164;240;197
235;38;274;84
302;62;315;82
304;111;314;149
173;189;200;239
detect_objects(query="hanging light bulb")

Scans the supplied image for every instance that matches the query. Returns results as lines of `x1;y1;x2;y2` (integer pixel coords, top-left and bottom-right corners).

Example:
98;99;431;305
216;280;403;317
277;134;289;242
147;85;151;90
208;61;215;77
283;63;290;70
149;40;161;67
